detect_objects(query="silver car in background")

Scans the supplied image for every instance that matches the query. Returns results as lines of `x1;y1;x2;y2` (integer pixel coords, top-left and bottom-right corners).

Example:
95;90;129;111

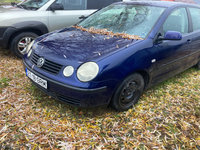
0;0;121;57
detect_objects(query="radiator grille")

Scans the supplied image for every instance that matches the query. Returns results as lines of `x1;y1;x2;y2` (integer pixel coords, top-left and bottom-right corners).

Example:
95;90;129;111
31;53;62;74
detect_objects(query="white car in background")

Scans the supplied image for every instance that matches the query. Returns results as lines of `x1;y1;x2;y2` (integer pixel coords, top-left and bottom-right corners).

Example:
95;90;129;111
0;0;122;57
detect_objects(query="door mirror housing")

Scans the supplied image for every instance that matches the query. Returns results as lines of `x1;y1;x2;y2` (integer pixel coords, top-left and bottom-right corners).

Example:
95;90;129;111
49;3;64;12
164;31;182;40
11;2;17;6
79;15;87;20
158;31;182;41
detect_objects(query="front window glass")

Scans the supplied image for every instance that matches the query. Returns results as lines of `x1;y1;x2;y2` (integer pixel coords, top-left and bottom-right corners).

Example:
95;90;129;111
87;0;121;9
163;8;188;34
55;0;87;10
189;7;200;31
78;4;165;38
17;0;49;10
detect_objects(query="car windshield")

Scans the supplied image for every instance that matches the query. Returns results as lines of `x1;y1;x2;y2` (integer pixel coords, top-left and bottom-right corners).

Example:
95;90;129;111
17;0;49;10
78;4;165;39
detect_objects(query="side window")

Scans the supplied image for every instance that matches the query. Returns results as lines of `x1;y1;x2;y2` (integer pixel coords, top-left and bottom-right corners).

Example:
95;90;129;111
87;0;121;9
189;7;200;31
162;8;188;34
55;0;87;10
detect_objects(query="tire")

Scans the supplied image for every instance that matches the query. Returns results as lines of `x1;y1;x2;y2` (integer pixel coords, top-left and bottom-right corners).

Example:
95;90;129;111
196;60;200;70
10;32;38;58
110;73;145;111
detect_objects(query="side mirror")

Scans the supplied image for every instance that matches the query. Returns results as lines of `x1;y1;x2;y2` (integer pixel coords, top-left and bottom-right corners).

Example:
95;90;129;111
11;2;17;6
164;31;182;40
49;3;64;12
79;15;87;20
158;31;182;41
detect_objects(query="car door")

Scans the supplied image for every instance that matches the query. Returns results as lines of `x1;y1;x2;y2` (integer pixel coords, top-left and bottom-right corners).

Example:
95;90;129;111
48;0;96;32
187;7;200;66
150;7;193;84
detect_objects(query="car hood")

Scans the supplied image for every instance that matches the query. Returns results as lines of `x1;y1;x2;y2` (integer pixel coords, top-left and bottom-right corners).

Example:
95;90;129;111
0;5;23;13
34;28;141;62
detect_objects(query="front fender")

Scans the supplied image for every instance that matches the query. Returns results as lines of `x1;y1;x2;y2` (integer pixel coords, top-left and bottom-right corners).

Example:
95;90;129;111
13;21;48;34
1;21;49;48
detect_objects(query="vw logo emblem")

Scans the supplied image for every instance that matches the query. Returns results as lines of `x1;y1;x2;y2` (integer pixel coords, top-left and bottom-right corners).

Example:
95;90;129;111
37;57;45;68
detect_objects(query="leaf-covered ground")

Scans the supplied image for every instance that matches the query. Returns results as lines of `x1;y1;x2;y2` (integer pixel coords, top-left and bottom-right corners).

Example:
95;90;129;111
0;48;200;150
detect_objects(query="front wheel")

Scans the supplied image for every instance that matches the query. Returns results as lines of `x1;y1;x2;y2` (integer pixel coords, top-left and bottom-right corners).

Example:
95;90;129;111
10;32;38;58
110;73;145;111
196;60;200;70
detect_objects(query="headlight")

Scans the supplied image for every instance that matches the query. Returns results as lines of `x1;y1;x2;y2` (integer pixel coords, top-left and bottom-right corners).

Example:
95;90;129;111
63;66;74;77
77;62;99;82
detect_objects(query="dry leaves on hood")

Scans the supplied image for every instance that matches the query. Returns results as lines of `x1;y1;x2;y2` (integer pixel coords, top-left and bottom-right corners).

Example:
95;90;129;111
73;26;143;40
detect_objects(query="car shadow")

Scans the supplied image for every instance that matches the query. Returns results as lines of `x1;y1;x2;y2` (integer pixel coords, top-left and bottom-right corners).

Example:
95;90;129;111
27;67;199;118
0;48;19;59
28;83;120;118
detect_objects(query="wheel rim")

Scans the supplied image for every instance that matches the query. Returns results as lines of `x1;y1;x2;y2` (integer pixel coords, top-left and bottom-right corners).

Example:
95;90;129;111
18;37;34;54
119;80;140;106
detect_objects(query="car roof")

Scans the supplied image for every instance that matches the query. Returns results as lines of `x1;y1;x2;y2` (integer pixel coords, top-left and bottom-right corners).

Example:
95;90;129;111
116;1;200;8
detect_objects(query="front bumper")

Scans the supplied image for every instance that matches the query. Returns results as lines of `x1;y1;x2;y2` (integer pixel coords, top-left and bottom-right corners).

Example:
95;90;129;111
23;59;111;108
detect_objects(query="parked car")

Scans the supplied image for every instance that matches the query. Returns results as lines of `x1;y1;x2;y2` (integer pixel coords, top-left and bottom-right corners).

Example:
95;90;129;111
0;0;121;57
23;1;200;111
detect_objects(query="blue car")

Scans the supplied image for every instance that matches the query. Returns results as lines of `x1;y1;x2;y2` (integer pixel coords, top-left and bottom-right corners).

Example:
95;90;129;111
23;1;200;111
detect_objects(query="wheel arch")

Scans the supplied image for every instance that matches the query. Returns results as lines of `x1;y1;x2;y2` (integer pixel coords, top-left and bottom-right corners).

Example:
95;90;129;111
8;28;42;48
110;69;150;103
110;70;148;111
7;21;49;48
134;70;150;89
115;69;150;90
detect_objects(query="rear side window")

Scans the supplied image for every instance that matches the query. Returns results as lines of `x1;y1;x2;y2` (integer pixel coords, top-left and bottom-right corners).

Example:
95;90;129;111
189;7;200;31
55;0;121;10
56;0;87;10
87;0;121;9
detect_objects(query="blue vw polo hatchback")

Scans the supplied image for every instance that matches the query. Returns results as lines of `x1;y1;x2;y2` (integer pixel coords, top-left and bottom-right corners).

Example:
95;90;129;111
23;1;200;111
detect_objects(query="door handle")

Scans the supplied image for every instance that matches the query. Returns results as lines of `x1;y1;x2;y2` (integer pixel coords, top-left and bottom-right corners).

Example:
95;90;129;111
187;39;192;43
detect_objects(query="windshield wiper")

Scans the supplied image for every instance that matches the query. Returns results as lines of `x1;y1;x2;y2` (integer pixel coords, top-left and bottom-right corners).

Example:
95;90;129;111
18;4;38;10
26;6;38;10
16;4;27;9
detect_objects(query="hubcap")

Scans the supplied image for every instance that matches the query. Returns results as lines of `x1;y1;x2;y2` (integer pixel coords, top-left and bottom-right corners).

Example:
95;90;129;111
119;80;140;105
18;37;34;54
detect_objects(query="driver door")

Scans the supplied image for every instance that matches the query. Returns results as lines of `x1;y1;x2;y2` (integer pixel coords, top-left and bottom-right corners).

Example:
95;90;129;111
48;0;96;32
151;7;192;84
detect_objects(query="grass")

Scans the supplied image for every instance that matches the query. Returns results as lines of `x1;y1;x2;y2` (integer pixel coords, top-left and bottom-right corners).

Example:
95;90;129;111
0;77;11;92
0;48;200;149
0;77;11;88
0;0;20;4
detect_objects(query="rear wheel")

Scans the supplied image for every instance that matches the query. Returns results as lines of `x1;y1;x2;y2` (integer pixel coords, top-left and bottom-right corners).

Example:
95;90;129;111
10;32;38;58
110;73;145;111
